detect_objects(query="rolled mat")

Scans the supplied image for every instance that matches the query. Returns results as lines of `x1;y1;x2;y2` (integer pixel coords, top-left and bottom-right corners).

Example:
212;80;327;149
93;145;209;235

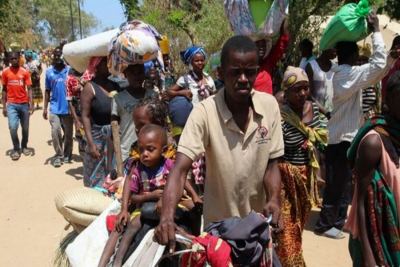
54;187;114;228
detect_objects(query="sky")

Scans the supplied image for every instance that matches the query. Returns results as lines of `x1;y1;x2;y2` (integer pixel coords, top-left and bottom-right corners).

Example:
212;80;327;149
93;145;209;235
82;0;127;34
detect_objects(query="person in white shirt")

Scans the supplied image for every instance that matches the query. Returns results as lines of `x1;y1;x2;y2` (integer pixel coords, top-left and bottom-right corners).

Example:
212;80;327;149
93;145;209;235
314;11;400;239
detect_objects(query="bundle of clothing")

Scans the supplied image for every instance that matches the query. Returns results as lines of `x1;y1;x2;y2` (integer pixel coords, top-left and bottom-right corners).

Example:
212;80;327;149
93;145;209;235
107;20;164;76
182;211;282;267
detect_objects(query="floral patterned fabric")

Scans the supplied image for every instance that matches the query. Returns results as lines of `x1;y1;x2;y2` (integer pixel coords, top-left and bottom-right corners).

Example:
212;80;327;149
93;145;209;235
224;0;289;37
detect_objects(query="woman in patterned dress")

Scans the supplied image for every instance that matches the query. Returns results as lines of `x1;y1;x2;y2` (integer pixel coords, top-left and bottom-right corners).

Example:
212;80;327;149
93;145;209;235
24;50;43;109
277;67;328;267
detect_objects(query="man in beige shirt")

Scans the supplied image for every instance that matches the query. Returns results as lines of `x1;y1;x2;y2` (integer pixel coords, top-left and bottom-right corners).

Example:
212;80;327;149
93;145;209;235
154;35;284;252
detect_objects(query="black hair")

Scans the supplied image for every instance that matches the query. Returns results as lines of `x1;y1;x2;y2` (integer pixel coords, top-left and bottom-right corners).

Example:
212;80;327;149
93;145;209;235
386;70;400;101
138;124;167;147
54;46;63;53
7;51;20;58
336;41;358;64
299;39;313;50
221;35;258;68
134;96;167;128
391;35;400;50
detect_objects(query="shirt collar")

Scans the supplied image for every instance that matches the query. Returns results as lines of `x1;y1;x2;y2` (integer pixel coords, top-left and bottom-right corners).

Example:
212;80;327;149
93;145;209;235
331;63;351;73
216;88;264;124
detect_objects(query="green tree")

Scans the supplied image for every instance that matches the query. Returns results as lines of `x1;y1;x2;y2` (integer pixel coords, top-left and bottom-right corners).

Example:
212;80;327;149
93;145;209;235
0;0;39;49
33;0;99;43
119;0;230;76
119;0;400;70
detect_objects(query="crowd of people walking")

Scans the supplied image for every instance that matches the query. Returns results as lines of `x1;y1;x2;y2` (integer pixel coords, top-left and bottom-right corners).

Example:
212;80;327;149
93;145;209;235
1;7;400;267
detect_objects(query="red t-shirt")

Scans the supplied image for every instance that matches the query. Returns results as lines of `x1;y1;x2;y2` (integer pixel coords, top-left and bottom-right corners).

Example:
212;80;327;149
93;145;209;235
2;67;32;104
254;34;290;94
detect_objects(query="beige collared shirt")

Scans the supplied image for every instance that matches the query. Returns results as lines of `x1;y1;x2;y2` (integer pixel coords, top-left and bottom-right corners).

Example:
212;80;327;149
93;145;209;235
178;89;284;225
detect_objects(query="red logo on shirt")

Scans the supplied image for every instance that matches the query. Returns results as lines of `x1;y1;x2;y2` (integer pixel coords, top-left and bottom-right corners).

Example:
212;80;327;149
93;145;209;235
256;126;269;144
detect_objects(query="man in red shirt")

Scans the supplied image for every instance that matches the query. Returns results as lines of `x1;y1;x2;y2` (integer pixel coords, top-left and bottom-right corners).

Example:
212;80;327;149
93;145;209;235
253;18;290;95
2;51;33;160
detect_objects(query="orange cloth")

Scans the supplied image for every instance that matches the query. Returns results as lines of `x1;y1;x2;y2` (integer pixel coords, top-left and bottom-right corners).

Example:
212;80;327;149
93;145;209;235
345;130;400;238
1;67;32;103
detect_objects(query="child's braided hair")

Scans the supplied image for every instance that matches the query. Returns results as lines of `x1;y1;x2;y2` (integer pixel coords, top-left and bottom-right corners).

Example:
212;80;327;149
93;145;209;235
134;96;168;128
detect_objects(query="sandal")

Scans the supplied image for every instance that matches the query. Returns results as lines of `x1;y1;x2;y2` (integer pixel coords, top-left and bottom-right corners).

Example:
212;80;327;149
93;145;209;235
315;227;345;239
11;150;20;161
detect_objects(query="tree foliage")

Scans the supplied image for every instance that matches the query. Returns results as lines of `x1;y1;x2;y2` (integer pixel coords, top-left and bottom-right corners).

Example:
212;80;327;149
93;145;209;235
0;0;38;49
118;0;400;69
34;0;99;43
119;0;231;75
0;0;99;50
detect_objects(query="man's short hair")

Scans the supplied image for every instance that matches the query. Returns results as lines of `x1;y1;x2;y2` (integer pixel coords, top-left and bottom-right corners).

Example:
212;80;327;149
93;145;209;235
54;46;63;53
300;38;313;50
7;51;20;58
336;41;358;63
221;35;258;68
386;70;400;100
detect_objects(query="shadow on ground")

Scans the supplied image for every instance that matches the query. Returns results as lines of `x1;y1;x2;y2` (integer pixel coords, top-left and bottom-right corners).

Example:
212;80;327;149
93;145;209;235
65;166;83;181
305;209;320;232
5;147;36;157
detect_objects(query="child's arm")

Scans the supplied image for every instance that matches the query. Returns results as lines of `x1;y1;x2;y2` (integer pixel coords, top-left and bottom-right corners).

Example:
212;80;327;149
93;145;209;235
184;180;202;204
131;189;163;205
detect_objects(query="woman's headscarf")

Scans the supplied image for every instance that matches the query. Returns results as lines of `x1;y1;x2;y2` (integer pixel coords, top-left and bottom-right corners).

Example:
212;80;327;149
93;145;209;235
180;46;207;66
81;56;103;83
24;50;33;59
358;43;372;58
282;66;309;91
249;35;273;59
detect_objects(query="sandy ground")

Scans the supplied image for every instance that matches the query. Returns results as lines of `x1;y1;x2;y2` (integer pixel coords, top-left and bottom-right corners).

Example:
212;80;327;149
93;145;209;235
0;67;352;266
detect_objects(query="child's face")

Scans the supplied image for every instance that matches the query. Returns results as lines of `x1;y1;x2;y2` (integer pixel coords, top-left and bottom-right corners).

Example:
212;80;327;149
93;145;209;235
144;80;153;89
124;64;145;89
133;106;153;135
138;131;165;170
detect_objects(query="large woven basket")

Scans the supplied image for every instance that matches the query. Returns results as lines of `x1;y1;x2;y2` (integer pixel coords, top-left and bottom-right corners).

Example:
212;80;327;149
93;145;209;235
55;187;114;230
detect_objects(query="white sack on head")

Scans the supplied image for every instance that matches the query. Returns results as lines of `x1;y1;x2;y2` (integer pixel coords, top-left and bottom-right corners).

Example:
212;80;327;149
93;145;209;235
107;20;163;76
63;29;119;73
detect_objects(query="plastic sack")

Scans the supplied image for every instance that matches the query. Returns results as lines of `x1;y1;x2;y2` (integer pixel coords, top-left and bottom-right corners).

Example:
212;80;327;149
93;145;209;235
66;200;120;267
63;28;119;73
224;0;289;37
319;0;371;51
108;20;163;76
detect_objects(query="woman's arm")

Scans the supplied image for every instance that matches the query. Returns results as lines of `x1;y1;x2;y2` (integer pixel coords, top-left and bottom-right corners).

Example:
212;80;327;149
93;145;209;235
305;63;330;117
80;83;98;159
167;84;191;100
355;134;381;267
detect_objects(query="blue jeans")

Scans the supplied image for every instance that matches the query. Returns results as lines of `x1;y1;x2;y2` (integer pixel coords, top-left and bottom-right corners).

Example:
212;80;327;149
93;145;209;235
7;103;30;151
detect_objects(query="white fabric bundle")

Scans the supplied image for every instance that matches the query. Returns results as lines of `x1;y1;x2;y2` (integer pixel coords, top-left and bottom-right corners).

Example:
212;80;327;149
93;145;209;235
63;29;119;73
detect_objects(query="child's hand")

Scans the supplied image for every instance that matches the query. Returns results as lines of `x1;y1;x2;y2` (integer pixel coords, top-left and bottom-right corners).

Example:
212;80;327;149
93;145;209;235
192;196;203;215
152;189;163;199
114;210;130;233
155;199;162;216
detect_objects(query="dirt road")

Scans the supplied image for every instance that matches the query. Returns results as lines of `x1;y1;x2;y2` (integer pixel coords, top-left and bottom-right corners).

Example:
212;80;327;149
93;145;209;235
0;67;352;266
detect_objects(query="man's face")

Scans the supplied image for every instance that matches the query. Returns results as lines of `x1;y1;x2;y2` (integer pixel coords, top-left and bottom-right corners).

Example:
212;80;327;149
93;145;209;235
219;50;258;103
255;39;266;59
53;49;63;65
10;55;19;68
